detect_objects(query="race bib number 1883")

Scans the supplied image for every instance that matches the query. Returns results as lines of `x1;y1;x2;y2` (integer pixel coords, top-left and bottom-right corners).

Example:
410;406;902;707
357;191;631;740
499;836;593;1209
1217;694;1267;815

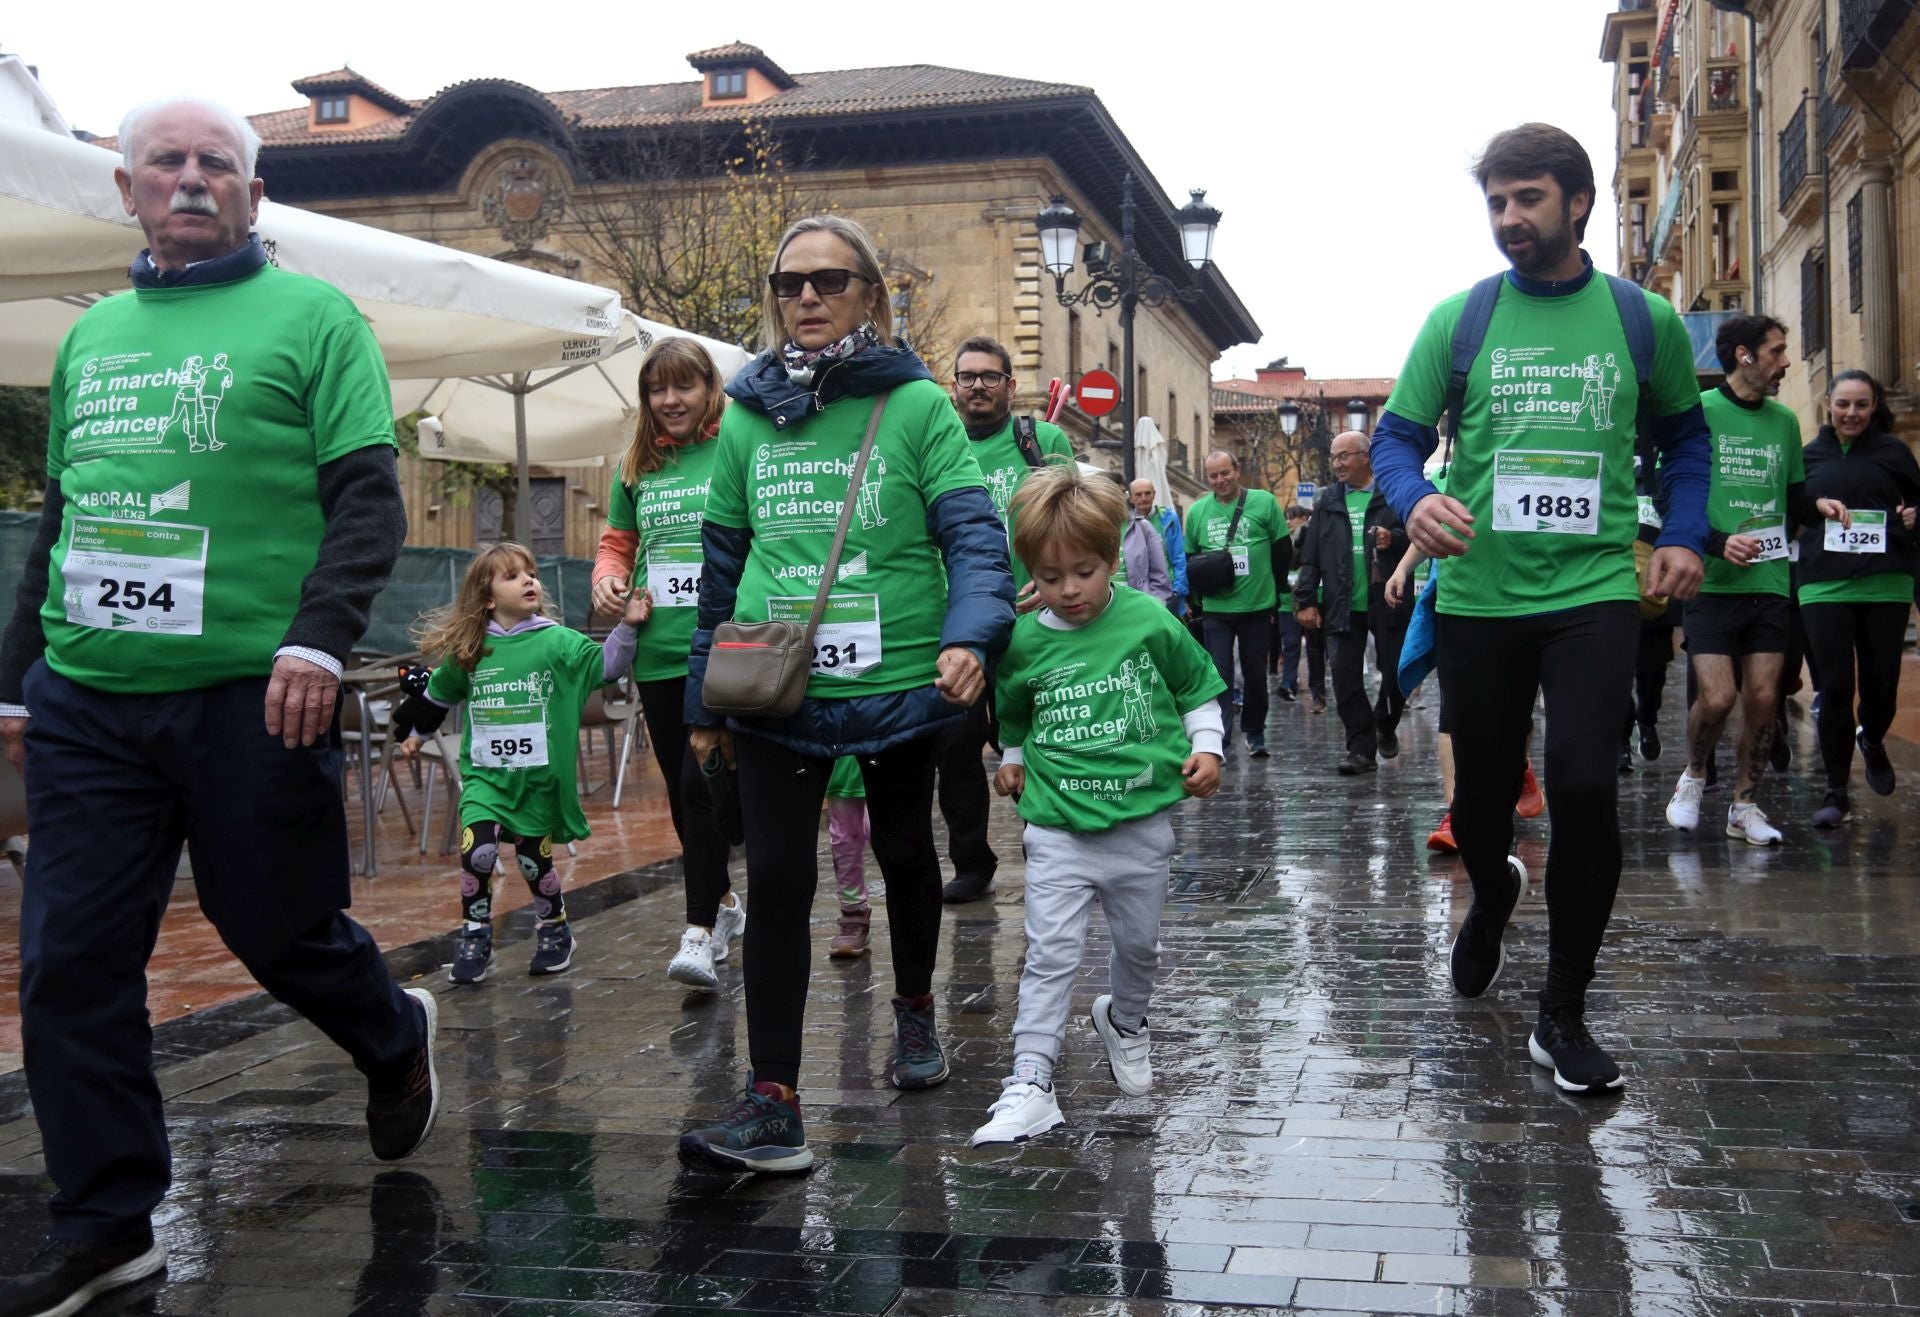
1492;450;1602;535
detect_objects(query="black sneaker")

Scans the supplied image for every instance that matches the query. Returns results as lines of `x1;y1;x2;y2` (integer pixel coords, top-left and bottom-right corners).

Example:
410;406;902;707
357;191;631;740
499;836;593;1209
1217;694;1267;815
1769;717;1790;772
1529;1004;1626;1095
529;920;575;975
367;988;439;1161
1857;727;1896;796
1449;856;1525;998
1275;684;1297;703
1379;729;1400;760
941;871;997;904
0;1234;167;1317
1246;733;1271;759
890;995;949;1089
1617;744;1633;775
1812;790;1851;829
1336;754;1376;776
678;1076;812;1174
1639;725;1661;761
449;925;492;985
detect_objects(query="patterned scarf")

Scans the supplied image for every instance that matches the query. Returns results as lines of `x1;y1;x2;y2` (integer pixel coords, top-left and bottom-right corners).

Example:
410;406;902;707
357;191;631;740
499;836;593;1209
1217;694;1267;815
781;322;879;385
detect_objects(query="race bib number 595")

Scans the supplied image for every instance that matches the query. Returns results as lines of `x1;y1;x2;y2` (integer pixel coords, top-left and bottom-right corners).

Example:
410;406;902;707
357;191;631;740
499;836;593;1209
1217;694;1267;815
61;516;208;635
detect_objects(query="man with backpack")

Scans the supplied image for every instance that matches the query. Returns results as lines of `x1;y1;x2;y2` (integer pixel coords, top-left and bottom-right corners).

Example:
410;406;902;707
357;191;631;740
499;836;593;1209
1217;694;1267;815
1371;124;1710;1096
941;337;1073;903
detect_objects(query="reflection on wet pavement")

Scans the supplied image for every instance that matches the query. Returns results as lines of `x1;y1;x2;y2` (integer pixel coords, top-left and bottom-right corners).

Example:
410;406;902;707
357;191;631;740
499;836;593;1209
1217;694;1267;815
1;684;1918;1314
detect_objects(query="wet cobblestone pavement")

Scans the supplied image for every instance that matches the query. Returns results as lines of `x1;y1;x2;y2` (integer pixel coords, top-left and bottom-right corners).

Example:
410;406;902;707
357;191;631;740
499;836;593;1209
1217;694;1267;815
3;680;1920;1315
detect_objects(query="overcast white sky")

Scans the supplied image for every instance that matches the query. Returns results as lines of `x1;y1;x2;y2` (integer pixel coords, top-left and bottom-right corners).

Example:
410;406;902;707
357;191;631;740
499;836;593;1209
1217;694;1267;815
9;0;1624;381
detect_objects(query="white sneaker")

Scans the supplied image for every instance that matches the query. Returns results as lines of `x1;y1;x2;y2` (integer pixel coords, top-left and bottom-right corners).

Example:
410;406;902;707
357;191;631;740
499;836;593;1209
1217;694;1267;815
667;928;718;988
1090;994;1153;1096
968;1078;1065;1146
1726;802;1783;846
1666;772;1705;831
711;896;746;963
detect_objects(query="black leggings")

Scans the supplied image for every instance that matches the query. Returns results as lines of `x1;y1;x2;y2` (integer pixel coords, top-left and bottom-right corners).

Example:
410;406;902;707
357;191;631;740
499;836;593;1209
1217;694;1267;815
1799;600;1909;791
735;729;945;1088
460;821;559;923
634;676;734;927
1437;602;1638;1011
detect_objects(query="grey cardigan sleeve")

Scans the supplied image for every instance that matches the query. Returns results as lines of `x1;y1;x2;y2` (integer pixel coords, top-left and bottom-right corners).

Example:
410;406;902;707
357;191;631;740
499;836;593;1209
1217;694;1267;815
276;445;408;663
0;482;65;708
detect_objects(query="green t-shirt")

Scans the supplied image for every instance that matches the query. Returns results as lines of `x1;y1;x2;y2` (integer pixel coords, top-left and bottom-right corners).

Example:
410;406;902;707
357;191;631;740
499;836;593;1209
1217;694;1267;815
826;755;866;799
997;585;1226;832
969;416;1073;588
1344;487;1372;614
608;438;719;681
427;622;607;843
1699;388;1804;597
703;379;988;699
40;264;396;693
1799;571;1914;605
1382;275;1701;618
1183;487;1283;614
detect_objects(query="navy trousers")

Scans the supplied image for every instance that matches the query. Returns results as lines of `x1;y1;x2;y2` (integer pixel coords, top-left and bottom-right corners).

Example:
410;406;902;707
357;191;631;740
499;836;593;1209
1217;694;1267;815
18;661;421;1241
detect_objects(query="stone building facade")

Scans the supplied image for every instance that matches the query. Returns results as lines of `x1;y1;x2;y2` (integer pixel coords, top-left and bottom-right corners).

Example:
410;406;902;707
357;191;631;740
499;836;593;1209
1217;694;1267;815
245;48;1259;555
1602;0;1920;442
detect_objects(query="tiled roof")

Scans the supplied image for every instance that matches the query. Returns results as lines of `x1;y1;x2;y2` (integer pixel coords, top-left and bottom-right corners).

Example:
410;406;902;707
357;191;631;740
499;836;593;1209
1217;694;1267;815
1215;376;1397;401
686;42;767;63
249;63;1090;146
288;67;412;115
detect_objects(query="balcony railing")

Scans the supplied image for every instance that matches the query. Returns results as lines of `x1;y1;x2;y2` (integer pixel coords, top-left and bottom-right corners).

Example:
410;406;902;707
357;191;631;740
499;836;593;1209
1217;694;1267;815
1778;100;1810;213
1705;60;1741;111
1819;87;1854;146
1839;0;1916;69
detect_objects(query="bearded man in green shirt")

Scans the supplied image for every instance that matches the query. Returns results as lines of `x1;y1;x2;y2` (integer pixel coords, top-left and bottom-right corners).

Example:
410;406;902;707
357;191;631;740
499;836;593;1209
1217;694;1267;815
1664;316;1848;846
0;98;435;1317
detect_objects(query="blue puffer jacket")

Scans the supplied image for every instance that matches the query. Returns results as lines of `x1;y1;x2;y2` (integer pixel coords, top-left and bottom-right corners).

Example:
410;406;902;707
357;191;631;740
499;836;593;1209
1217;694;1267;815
685;340;1016;757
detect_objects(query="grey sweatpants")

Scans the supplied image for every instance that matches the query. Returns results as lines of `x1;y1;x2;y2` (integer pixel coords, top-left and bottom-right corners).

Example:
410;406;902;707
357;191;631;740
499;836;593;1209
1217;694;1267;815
1012;810;1175;1062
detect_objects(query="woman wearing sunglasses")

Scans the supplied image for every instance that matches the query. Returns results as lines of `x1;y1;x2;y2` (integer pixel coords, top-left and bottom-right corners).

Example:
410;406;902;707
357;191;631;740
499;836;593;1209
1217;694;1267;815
678;215;1014;1173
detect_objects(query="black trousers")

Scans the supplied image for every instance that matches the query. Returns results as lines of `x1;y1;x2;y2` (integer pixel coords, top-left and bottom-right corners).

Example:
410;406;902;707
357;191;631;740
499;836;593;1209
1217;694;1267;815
1630;621;1676;742
735;729;946;1088
1800;600;1910;791
18;661;422;1241
1202;610;1270;738
1327;606;1407;759
1436;603;1639;1011
635;676;733;926
934;696;997;881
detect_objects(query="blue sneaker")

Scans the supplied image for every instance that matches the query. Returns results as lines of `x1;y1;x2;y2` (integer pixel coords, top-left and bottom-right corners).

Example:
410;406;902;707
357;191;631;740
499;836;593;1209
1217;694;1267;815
678;1076;812;1173
890;995;949;1089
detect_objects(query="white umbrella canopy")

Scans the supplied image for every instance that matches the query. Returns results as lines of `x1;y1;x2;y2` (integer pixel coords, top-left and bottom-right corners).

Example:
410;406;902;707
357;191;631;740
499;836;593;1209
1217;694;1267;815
0;117;625;386
1133;415;1170;503
394;311;751;468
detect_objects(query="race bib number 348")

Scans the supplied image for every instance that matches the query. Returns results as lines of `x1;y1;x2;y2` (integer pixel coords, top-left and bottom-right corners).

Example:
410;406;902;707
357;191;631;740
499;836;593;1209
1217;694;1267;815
61;516;208;635
645;542;703;609
1492;450;1602;536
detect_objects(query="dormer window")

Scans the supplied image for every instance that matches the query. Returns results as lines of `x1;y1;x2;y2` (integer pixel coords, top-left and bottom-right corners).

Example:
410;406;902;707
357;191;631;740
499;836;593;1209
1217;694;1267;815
709;70;746;99
316;96;350;123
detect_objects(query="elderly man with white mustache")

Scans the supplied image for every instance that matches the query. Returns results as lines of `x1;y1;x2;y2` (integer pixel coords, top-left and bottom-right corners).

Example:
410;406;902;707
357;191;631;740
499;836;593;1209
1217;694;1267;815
0;98;437;1317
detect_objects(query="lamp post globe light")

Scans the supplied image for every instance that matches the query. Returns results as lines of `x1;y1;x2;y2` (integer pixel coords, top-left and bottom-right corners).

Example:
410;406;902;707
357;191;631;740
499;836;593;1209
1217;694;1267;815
1345;398;1369;434
1036;174;1222;482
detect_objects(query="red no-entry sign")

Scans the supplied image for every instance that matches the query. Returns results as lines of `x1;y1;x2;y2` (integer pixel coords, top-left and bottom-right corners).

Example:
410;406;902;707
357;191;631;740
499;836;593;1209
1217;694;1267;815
1074;369;1121;418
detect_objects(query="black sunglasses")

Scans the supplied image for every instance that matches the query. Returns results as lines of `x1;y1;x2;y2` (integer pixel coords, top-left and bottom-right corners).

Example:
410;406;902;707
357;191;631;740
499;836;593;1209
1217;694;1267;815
768;268;871;299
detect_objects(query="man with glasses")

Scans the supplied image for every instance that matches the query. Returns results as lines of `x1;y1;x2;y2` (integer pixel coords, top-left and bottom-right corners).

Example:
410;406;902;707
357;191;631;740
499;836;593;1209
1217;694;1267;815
1295;432;1411;774
938;336;1072;903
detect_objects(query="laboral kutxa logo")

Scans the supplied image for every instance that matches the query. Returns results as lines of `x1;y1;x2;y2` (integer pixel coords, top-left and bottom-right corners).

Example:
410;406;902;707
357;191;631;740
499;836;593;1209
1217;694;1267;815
71;480;192;521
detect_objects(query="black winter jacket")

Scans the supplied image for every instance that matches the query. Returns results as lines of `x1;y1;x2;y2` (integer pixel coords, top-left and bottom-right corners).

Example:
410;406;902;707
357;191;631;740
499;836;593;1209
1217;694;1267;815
1293;482;1411;634
1796;426;1920;586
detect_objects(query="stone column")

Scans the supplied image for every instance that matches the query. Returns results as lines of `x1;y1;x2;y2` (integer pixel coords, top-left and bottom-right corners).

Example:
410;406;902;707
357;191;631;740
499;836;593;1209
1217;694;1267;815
1857;161;1897;387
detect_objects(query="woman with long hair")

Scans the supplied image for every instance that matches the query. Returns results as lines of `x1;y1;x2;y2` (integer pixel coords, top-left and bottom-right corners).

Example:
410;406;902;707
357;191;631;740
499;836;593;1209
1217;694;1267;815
591;337;744;987
677;215;1014;1174
1795;368;1920;827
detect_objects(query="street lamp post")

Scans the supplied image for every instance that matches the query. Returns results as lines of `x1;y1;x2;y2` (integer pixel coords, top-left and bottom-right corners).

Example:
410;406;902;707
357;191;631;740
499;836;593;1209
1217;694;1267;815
1276;391;1338;487
1036;174;1222;483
